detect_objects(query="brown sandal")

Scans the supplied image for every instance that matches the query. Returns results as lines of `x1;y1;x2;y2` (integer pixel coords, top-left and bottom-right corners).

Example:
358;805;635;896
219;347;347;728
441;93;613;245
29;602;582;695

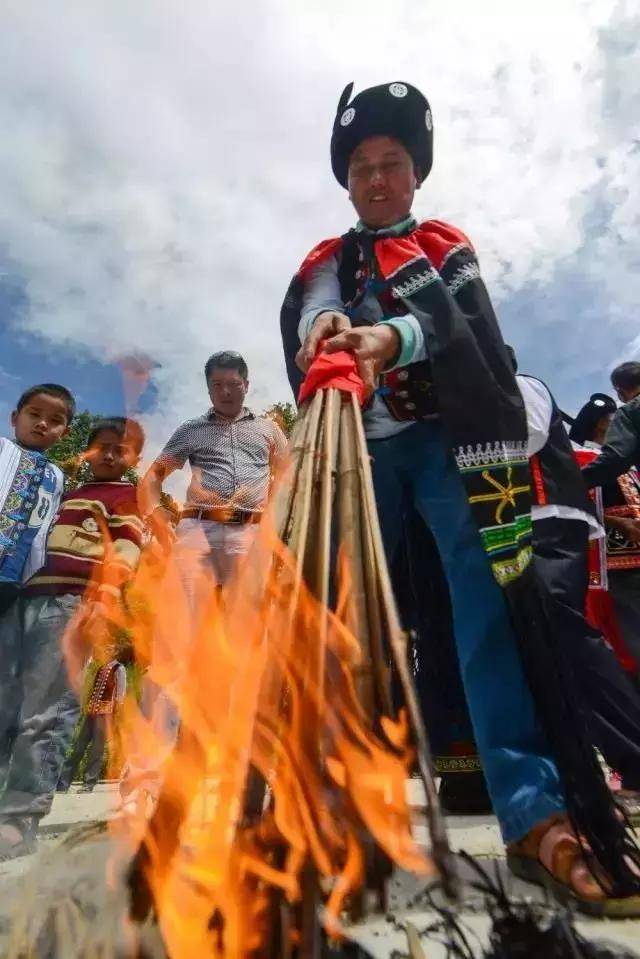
616;790;640;828
506;814;640;918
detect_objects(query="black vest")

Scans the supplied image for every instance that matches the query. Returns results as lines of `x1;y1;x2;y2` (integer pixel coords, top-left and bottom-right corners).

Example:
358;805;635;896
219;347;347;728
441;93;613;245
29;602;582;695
525;376;594;517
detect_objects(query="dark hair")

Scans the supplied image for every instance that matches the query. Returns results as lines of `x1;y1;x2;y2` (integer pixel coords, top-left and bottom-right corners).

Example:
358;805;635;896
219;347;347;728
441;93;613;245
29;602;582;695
87;417;145;454
611;361;640;392
16;383;76;423
204;351;248;382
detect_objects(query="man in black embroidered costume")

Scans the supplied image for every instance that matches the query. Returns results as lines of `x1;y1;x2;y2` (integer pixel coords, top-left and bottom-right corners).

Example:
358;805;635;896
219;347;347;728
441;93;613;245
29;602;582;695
583;363;640;669
280;81;640;912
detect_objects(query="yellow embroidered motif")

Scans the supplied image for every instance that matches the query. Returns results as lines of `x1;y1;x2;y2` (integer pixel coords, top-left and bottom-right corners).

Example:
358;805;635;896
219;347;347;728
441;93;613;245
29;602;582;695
468;468;530;525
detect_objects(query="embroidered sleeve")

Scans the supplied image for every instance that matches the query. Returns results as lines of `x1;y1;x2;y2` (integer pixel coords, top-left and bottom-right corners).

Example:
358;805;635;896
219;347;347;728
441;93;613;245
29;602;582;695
299;254;344;343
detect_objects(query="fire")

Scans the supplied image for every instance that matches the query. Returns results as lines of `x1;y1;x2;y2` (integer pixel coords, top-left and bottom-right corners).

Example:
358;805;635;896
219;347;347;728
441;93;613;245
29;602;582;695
62;396;436;957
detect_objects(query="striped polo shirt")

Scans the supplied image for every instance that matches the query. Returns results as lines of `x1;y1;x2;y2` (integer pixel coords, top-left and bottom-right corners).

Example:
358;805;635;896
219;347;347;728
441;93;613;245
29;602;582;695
25;481;143;598
157;407;288;511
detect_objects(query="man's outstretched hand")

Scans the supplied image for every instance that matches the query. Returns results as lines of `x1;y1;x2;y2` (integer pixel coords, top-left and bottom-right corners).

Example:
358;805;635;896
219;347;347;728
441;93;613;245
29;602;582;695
297;310;400;396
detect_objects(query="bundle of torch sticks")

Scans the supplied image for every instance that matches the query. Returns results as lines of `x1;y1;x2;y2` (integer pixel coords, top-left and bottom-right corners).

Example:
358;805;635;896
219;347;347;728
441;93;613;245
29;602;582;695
122;383;455;957
273;386;455;885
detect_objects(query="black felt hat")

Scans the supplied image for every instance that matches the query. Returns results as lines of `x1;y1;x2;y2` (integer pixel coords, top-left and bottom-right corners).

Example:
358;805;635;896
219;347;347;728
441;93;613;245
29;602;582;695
330;81;433;189
568;393;617;445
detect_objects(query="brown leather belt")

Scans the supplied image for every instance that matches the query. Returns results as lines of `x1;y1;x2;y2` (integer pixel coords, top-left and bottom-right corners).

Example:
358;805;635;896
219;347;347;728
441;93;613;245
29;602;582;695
180;506;262;525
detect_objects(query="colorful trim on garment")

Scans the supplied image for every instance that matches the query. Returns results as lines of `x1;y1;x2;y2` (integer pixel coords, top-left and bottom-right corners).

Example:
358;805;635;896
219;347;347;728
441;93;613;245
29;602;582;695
447;261;482;296
0;449;45;561
455;441;529;471
529;454;547;506
455;442;532;585
605;470;640;570
435;755;483;774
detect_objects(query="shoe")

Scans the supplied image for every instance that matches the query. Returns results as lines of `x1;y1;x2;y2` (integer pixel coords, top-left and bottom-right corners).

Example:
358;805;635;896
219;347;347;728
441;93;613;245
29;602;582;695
78;783;95;794
438;770;493;815
616;789;640;827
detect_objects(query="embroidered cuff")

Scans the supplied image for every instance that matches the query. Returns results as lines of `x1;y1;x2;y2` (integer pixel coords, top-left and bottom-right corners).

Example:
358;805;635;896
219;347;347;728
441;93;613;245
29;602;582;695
379;317;425;370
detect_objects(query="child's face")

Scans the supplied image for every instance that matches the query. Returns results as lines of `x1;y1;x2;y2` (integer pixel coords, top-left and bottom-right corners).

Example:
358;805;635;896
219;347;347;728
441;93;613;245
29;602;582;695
87;429;139;482
11;392;70;451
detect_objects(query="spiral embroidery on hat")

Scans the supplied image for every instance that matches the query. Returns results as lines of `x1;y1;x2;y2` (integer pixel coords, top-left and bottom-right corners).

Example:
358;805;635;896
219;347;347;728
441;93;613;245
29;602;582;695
340;107;355;126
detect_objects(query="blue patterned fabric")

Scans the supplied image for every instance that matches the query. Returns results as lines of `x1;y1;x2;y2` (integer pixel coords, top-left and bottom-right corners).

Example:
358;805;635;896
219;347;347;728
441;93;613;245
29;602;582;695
0;450;48;584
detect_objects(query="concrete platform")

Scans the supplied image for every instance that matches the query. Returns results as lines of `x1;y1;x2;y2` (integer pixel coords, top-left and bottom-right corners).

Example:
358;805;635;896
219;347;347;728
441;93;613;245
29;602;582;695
0;782;638;957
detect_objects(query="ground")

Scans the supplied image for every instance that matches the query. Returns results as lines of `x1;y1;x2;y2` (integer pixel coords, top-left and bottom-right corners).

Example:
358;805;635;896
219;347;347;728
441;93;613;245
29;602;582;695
0;782;638;957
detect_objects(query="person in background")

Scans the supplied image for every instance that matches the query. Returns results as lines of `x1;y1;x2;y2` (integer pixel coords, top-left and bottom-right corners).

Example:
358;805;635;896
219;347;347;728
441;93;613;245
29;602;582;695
0;383;71;840
0;416;143;858
121;351;288;816
139;350;288;591
57;657;128;794
513;368;640;823
582;363;640;670
0;384;70;614
583;362;640;485
575;390;640;671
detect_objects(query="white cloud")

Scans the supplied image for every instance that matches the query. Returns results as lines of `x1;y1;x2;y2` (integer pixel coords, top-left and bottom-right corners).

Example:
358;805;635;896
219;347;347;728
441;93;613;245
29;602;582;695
1;0;639;463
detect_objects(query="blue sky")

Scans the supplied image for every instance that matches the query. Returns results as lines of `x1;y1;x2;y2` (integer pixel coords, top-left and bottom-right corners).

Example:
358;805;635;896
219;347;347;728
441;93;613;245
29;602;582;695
1;0;638;461
0;286;156;431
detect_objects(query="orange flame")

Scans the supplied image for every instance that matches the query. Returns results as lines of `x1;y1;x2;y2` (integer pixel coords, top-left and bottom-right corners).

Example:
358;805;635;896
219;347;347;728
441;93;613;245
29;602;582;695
63;491;432;957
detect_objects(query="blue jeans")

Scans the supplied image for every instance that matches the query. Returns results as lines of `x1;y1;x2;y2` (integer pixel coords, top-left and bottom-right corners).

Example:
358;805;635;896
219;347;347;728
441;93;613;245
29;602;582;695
0;594;80;819
368;421;565;842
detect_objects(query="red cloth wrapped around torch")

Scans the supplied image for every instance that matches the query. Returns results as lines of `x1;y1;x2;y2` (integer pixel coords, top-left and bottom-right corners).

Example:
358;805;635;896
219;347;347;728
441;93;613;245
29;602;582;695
297;344;367;406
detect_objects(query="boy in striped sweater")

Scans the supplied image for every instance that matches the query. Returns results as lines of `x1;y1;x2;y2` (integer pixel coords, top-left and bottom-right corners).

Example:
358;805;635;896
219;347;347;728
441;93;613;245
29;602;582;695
0;416;144;859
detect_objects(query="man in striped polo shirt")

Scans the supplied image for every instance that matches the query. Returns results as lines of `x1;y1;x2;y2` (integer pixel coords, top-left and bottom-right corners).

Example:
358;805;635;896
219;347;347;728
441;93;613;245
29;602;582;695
120;352;287;814
140;350;288;590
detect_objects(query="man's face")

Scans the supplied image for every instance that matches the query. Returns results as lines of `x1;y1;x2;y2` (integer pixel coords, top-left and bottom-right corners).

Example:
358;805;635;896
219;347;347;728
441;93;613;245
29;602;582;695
593;413;613;447
614;384;639;404
347;136;418;229
86;429;139;482
11;392;70;451
207;367;248;418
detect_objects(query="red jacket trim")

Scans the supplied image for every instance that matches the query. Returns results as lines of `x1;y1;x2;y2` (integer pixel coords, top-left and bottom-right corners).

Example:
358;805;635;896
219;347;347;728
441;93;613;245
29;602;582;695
296;219;474;281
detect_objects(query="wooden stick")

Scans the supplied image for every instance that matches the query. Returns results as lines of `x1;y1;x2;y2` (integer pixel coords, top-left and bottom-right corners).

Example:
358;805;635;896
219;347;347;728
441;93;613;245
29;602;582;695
349;394;459;899
336;400;375;715
285;390;323;613
346;398;393;718
315;389;341;721
272;399;313;542
406;922;428;958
